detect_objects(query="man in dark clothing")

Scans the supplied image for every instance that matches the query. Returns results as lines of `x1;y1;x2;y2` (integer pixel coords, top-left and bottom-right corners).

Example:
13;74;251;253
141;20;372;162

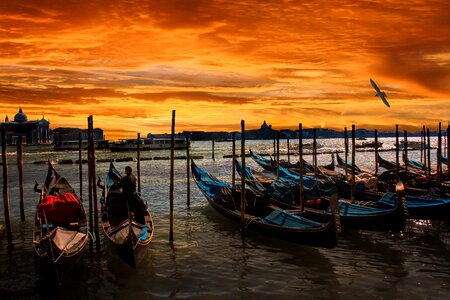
121;166;137;197
120;166;146;223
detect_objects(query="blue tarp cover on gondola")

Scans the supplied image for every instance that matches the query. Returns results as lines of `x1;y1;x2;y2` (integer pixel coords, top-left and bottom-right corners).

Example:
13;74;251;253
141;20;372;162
378;192;450;208
276;164;317;188
192;164;230;201
405;159;425;170
261;210;323;228
250;151;272;170
236;159;320;199
325;200;393;216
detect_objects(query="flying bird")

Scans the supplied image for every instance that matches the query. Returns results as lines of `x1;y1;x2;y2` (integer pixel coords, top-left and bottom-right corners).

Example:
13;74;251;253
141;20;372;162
370;78;390;108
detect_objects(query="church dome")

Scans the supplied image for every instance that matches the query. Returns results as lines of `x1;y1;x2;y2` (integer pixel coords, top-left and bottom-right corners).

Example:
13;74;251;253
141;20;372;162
14;107;28;123
38;116;49;125
260;120;271;130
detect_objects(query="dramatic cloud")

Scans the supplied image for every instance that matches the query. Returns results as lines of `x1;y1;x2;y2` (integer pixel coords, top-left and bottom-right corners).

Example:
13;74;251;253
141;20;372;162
0;0;449;139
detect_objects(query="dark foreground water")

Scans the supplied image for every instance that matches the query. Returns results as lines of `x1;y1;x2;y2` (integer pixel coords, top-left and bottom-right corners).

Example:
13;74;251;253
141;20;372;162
0;139;449;299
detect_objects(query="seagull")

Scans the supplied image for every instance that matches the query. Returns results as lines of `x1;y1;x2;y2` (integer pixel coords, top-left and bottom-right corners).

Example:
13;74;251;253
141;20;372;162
370;78;390;108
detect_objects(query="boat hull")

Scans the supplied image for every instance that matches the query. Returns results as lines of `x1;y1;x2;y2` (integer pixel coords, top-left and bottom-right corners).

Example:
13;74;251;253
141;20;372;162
303;204;405;231
192;161;336;248
101;215;154;269
209;197;336;248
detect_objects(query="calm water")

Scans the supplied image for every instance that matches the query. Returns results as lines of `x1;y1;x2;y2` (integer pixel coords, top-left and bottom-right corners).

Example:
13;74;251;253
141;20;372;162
0;139;449;299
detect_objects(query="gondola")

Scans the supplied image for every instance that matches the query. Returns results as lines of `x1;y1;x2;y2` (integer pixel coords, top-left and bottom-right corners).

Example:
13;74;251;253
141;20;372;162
301;195;405;231
335;152;363;174
376;154;431;190
280;154;335;172
234;158;328;209
377;191;450;220
250;149;334;173
377;153;399;171
33;163;89;266
250;149;332;180
192;160;337;248
99;162;154;268
249;152;365;199
280;154;335;174
403;151;426;170
249;149;273;171
269;158;367;198
235;159;406;231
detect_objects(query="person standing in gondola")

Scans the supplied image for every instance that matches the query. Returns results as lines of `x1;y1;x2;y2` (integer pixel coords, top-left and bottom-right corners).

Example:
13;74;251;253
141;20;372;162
121;166;137;198
120;166;146;223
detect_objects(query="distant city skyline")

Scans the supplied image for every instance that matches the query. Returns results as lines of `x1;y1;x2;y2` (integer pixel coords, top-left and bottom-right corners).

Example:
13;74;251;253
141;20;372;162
1;1;449;140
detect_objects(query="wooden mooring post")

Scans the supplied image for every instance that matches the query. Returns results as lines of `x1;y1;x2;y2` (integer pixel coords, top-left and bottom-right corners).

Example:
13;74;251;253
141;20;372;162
344;127;348;179
404;130;408;176
276;131;280;180
88;116;100;250
240;120;246;237
78;132;83;201
87;124;93;251
395;124;399;182
273;132;276;157
421;126;424;165
427;128;431;178
232;132;236;188
313;128;317;176
396;181;409;221
351;124;356;202
169;110;175;242
374;129;379;175
137;133;141;194
287;136;290;167
299;123;304;210
186;132;190;208
437;122;442;188
1;127;13;243
17;135;25;221
447;125;450;178
212;140;215;161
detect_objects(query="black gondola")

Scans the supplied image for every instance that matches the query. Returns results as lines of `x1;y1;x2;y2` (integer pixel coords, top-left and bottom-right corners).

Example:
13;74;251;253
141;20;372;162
377;153;399;171
192;160;337;248
235;159;406;231
99;162;154;268
33;163;89;266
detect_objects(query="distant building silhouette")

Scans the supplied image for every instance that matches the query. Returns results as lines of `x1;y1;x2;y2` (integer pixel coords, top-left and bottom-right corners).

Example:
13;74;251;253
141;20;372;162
0;107;51;145
53;127;105;143
142;120;438;142
245;120;276;139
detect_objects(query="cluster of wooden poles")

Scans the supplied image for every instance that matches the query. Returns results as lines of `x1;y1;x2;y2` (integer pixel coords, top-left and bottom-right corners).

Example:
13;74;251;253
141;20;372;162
1;114;449;245
269;123;449;184
1;116;105;250
200;121;450;235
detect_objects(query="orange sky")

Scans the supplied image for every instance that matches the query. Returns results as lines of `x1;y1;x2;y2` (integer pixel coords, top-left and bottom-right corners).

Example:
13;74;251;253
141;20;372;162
0;0;449;140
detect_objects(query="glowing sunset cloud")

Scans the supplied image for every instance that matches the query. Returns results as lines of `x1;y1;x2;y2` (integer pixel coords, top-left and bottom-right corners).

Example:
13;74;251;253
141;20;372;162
0;0;449;139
